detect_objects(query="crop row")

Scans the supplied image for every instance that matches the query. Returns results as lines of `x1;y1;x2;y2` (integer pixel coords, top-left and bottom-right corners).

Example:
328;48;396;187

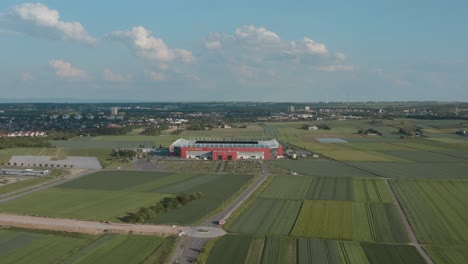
260;175;393;203
206;235;425;264
151;160;222;173
391;179;468;244
290;200;409;243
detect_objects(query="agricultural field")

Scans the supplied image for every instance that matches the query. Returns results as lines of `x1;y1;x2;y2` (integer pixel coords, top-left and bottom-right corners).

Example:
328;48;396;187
380;150;467;163
0;171;253;224
150;160;222;173
206;235;425;264
0;176;53;195
424;245;468;264
259;176;392;202
224;198;302;235
267;160;375;178
0;228;173;264
317;150;409;162
181;124;265;138
291;200;408;243
52;134;177;149
223;160;263;174
391;179;468;244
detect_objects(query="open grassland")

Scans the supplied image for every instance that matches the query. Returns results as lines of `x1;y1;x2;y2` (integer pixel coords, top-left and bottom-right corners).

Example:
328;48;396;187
424;245;468;264
206;235;425;264
0;228;172;264
347;161;468;178
0;170;253;224
150;160;222;173
391;179;468;244
291;200;408;243
0;176;52;195
268;160;375;177
226;198;302;235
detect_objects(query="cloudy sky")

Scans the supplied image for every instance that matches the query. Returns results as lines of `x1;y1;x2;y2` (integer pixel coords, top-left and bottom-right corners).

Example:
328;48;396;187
0;1;467;102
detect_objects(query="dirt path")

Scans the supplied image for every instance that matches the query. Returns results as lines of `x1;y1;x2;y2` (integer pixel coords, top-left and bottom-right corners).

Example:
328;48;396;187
0;213;180;236
383;178;434;264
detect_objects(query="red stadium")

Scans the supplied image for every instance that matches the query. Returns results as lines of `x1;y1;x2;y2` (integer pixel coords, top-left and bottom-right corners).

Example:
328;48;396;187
169;138;283;160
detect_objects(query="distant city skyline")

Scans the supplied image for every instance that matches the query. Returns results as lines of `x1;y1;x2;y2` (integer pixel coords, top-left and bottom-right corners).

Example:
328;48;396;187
0;1;467;102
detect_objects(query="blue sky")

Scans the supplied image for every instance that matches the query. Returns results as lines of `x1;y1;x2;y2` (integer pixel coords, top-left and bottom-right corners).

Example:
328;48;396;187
0;1;467;102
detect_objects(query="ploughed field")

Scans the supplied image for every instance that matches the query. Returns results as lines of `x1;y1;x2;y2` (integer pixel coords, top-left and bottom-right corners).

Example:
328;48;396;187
0;171;253;224
0;228;175;264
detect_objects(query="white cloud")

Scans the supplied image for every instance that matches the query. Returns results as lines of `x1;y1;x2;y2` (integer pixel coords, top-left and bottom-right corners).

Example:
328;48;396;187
10;3;95;44
20;72;33;81
109;26;194;63
103;69;131;82
235;25;281;43
145;70;166;81
297;37;328;55
49;60;86;78
205;40;221;50
318;64;355;72
335;52;346;60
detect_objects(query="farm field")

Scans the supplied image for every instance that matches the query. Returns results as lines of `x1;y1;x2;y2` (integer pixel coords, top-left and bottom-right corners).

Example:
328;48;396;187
181;124;265;138
379;150;467;163
150;160;222;173
0;171;253;224
206;235;425;264
424;245;468;264
347;161;468;178
0;176;52;195
0;228;172;264
267;160;375;177
224;198;302;235
260;175;392;202
290;200;408;243
391;179;468;244
223;160;263;174
318;150;409;162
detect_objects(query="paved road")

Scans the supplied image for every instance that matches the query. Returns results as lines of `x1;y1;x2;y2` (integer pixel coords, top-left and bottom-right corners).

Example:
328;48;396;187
384;178;434;264
0;169;99;204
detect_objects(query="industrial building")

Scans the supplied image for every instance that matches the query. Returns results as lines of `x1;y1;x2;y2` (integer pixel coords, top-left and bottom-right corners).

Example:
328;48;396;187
0;168;51;176
169;138;283;160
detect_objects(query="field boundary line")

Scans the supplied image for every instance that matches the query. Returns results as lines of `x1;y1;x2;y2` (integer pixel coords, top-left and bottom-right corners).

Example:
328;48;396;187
384;179;434;264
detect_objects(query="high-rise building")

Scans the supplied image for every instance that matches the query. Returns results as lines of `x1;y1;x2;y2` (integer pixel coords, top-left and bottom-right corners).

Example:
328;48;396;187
289;106;295;113
111;107;119;116
305;106;310;112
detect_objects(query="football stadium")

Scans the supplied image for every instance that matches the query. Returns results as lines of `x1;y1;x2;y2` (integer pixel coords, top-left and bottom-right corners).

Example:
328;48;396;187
169;138;283;160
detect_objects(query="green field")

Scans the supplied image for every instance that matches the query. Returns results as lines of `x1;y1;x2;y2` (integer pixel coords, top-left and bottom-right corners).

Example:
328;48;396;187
318;150;409;162
0;228;171;264
268;160;375;177
206;235;425;264
226;198;302;235
0;176;53;195
424;245;468;264
347;162;468;178
291;200;408;242
391;179;468;244
0;171;253;224
259;175;392;202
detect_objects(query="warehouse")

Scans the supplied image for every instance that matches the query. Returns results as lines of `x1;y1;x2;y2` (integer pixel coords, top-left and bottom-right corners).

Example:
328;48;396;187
169;138;283;160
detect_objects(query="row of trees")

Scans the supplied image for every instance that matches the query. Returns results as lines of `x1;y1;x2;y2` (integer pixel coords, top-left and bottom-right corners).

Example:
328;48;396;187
123;192;205;223
300;124;331;130
358;128;382;135
0;137;52;149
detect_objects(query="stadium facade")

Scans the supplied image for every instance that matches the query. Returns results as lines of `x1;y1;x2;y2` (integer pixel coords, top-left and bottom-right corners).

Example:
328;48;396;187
169;138;283;160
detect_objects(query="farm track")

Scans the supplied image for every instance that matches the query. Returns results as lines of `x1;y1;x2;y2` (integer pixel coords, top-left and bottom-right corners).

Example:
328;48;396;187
0;169;100;204
317;153;434;263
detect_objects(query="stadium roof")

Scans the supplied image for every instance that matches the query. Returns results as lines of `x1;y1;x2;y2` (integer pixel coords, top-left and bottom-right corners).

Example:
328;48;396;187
171;138;281;149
